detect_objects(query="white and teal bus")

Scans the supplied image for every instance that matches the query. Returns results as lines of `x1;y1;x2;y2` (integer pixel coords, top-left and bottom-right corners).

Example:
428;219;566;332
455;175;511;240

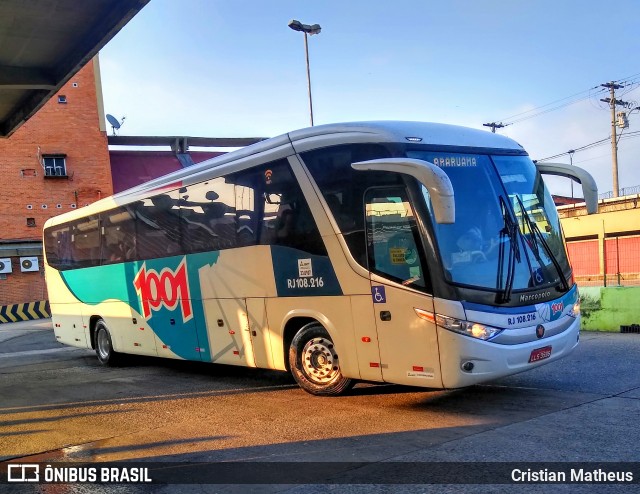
43;121;597;396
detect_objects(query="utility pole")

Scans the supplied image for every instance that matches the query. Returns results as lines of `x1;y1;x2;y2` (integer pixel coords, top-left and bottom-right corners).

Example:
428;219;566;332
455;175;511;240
600;82;629;197
483;122;506;133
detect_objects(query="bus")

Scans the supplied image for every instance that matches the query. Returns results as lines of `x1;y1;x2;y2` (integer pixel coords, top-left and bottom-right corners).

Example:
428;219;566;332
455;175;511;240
43;121;598;396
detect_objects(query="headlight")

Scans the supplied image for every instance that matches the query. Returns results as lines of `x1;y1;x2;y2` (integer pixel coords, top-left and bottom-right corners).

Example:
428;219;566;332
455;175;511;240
568;299;580;318
436;313;503;341
414;309;503;340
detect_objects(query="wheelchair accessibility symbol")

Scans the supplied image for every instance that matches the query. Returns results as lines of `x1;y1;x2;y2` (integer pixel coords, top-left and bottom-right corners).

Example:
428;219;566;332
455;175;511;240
372;286;386;304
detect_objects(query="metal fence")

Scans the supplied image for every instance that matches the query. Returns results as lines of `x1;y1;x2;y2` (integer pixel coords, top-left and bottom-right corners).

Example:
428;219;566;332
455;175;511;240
567;234;640;287
598;185;640;200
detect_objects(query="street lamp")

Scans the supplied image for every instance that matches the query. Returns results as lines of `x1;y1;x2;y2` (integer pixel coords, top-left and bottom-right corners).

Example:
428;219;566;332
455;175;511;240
288;19;321;126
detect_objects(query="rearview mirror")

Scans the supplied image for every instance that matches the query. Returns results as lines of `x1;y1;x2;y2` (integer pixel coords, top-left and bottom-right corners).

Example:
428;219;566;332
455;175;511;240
535;162;598;214
352;158;455;223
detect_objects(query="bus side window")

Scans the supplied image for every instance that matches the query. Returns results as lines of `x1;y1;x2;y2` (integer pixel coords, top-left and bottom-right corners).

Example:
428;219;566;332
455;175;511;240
44;226;73;270
236;208;257;247
300;143;398;268
136;193;183;259
181;177;238;252
255;160;327;256
275;207;295;244
101;207;136;264
71;216;101;268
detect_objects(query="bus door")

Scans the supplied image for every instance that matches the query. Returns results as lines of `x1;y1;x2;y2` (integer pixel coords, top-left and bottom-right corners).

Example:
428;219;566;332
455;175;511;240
365;188;444;388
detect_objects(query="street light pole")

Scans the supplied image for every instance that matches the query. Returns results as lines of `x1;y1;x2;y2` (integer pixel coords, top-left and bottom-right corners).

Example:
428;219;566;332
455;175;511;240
302;31;314;126
288;19;321;127
568;149;575;198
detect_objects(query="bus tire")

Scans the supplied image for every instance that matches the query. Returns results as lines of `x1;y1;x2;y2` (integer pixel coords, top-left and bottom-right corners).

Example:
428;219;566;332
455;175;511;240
95;320;121;366
289;322;354;396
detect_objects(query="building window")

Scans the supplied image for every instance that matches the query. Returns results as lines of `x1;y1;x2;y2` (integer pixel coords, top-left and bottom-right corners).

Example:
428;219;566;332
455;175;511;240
58;95;67;104
43;155;67;177
27;218;36;227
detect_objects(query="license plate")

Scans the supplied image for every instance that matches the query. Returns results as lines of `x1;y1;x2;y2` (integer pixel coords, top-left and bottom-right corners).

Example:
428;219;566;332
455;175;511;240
529;345;552;363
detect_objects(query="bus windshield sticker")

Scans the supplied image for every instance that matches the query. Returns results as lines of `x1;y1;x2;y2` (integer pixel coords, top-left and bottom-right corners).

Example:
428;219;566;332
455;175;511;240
390;248;406;265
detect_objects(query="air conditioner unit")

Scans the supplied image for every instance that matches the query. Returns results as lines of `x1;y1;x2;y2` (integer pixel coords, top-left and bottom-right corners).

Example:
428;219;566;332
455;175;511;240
0;258;12;274
20;257;39;272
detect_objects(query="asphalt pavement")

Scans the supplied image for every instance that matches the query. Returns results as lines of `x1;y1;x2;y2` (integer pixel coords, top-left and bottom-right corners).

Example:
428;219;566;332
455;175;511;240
0;320;638;493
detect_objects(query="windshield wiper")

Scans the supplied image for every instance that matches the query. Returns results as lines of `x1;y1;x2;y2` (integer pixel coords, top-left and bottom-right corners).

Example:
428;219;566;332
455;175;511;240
515;195;570;292
496;196;520;303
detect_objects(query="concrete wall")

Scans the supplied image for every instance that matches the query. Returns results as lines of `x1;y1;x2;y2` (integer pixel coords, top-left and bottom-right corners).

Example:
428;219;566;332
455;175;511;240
579;286;640;331
561;200;640;241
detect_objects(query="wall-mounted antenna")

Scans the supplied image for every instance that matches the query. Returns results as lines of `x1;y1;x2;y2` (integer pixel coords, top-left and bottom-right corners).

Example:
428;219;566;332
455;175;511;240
106;114;126;136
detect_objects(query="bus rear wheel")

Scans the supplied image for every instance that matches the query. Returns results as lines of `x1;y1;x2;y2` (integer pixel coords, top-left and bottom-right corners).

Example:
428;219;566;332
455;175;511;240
289;322;354;396
95;320;121;366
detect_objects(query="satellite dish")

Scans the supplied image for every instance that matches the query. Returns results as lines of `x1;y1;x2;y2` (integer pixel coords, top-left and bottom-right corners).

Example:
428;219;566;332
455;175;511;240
106;114;126;135
106;114;120;129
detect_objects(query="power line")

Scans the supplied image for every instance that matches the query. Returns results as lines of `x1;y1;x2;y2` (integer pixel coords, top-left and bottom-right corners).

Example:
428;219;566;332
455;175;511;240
509;93;603;124
617;71;640;85
535;131;640;163
535;137;611;162
488;70;640;127
500;88;602;125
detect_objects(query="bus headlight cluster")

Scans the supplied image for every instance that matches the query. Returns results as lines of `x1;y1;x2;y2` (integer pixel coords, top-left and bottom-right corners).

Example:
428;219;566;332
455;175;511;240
568;299;580;318
435;314;503;341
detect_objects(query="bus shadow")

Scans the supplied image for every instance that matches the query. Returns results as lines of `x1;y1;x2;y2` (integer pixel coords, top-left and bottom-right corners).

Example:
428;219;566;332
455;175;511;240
111;353;297;387
107;354;447;398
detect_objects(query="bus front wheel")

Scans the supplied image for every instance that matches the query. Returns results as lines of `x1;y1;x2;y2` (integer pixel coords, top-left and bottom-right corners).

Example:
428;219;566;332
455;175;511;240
95;320;121;366
289;322;354;396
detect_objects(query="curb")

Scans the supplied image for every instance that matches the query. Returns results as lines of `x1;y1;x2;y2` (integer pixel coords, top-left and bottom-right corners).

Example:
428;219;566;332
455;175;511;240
0;301;51;324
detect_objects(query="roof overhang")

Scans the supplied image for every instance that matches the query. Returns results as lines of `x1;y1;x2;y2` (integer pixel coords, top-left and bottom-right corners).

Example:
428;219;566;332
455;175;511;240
0;0;150;137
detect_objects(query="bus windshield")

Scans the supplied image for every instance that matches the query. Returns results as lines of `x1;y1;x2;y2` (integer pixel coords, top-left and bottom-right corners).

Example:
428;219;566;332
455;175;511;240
406;150;571;295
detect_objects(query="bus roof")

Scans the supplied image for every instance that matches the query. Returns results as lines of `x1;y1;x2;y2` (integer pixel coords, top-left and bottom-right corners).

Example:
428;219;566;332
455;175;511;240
288;121;524;151
43;121;525;228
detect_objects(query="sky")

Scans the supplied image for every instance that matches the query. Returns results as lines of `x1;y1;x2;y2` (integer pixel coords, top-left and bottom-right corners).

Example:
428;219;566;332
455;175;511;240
99;0;640;198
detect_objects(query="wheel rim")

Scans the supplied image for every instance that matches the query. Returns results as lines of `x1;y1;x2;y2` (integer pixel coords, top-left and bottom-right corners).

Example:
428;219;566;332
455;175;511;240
97;327;110;360
301;337;340;385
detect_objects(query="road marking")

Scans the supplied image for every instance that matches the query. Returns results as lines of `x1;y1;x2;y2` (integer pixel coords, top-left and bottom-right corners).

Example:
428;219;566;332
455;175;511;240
0;347;89;358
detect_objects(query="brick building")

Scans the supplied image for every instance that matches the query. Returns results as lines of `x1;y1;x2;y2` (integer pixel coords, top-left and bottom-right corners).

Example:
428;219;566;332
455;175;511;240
0;58;112;306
